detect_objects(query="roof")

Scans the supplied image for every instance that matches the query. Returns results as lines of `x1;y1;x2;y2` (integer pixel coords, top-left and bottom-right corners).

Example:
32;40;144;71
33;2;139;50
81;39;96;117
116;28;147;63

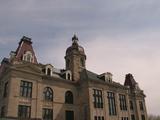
80;69;127;89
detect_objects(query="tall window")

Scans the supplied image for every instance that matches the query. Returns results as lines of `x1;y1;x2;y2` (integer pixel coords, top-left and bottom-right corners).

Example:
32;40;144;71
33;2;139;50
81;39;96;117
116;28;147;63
20;80;32;98
107;92;117;115
18;105;31;119
93;89;103;108
130;101;134;110
94;116;104;120
65;91;73;104
131;114;135;120
43;87;53;101
3;82;8;97
119;94;127;111
139;101;144;111
43;108;53;120
66;110;74;120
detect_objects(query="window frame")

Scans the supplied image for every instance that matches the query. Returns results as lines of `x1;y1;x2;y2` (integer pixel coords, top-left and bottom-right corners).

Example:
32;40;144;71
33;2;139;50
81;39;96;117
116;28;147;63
18;105;31;119
42;108;53;120
65;91;74;104
43;87;53;101
107;92;117;116
20;80;32;98
93;89;103;108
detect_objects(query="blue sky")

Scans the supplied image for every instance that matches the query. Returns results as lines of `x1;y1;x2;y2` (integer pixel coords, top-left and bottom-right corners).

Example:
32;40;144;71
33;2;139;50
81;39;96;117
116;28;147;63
0;0;160;115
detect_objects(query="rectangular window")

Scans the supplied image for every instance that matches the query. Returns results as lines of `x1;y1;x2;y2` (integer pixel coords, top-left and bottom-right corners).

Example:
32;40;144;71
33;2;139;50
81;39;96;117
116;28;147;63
107;92;117;115
131;114;135;120
94;116;104;120
65;110;74;120
139;101;144;111
130;101;134;110
20;80;32;98
3;82;8;97
43;108;53;120
18;105;31;119
119;94;127;111
93;89;103;108
141;115;145;120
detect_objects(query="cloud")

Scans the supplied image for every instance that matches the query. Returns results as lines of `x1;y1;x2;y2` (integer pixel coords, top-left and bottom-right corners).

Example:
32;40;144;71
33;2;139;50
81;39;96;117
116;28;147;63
0;0;160;115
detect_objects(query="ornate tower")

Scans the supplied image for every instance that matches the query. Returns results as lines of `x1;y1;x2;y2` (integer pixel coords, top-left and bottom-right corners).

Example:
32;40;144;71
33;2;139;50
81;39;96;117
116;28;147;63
65;35;86;81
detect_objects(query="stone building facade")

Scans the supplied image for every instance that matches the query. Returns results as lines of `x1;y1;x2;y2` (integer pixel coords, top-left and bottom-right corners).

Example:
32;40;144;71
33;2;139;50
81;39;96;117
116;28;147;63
0;35;147;120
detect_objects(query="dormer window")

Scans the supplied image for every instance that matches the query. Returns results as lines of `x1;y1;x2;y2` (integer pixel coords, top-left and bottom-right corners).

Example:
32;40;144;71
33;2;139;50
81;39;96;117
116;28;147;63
98;72;113;82
61;70;72;81
23;51;33;63
47;68;51;76
42;64;53;76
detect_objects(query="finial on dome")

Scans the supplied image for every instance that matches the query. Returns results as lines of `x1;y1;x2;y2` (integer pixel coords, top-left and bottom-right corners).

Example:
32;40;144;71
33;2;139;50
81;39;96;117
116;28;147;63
72;34;79;43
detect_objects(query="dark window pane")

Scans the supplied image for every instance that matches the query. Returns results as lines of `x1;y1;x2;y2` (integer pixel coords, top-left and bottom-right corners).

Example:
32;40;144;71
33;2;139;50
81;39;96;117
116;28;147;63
93;89;103;108
43;108;53;120
44;87;53;101
107;92;117;115
66;110;74;120
18;105;31;119
65;91;73;104
20;81;32;98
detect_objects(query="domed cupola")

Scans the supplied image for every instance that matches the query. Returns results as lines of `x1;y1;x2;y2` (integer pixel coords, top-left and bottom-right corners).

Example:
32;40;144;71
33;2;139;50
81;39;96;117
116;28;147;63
65;35;86;81
66;34;86;56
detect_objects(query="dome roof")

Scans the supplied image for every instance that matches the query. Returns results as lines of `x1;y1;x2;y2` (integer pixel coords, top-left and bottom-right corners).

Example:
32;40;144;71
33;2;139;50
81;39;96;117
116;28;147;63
66;35;85;55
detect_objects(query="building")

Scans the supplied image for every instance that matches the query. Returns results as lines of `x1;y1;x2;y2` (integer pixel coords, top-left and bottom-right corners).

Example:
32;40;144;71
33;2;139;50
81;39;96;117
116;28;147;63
0;35;147;120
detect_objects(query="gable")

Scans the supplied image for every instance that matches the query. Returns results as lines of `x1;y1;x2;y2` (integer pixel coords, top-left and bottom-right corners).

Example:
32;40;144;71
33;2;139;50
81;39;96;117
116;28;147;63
13;63;41;74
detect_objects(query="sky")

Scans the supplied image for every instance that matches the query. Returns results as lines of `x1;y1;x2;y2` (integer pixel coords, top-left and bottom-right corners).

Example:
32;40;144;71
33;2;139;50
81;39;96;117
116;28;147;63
0;0;160;116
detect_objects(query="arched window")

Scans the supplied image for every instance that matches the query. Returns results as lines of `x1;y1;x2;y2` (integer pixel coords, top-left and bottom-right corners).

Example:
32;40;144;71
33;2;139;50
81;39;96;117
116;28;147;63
65;91;73;104
43;87;53;101
67;73;71;80
47;68;51;76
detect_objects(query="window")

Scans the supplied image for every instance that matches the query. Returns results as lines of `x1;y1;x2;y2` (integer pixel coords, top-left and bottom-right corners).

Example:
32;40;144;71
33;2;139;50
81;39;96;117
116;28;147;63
43;87;53;101
67;73;71;80
93;89;103;108
139;101;144;111
65;110;74;120
23;51;33;62
18;105;31;119
130;101;134;110
43;108;53;120
141;115;145;120
119;94;127;111
47;68;51;76
121;117;128;120
20;80;32;98
0;106;5;117
3;82;8;97
65;91;73;104
107;92;117;115
94;116;104;120
131;114;135;120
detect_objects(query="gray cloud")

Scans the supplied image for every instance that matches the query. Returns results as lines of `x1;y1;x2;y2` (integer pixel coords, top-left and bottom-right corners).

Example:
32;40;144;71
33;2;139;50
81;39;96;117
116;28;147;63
0;0;160;115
